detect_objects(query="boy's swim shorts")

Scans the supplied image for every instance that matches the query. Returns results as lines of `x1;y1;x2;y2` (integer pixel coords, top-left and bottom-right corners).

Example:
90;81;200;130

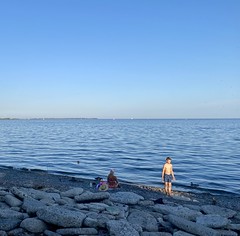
164;174;173;183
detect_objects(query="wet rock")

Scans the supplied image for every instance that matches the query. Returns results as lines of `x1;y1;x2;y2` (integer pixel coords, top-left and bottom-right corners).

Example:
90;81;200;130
227;224;240;231
0;209;25;219
10;187;27;199
37;206;86;227
216;229;238;236
83;217;98;228
167;214;219;236
128;209;158;232
106;205;122;216
201;205;237;218
75;191;110;203
107;219;140;236
56;227;98;235
22;197;46;214
138;200;155;206
0;231;7;236
4;195;22;207
8;228;24;236
173;231;195;236
0;219;21;231
18;188;60;201
153;204;202;221
196;215;230;228
61;187;84;198
141;233;172;236
20;218;47;233
44;230;61;236
87;202;109;211
110;192;144;205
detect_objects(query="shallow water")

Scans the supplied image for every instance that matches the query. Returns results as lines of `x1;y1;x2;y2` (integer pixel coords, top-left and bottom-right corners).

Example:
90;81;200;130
0;119;239;195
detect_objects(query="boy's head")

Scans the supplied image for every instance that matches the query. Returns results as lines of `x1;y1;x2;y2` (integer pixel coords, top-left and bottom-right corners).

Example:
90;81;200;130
166;157;172;163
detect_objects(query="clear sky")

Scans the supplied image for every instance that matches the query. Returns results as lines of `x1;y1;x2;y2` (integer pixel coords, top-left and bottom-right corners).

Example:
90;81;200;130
0;0;239;119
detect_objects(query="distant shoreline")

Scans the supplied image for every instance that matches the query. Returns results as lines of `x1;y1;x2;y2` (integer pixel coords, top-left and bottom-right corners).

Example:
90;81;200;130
1;118;240;120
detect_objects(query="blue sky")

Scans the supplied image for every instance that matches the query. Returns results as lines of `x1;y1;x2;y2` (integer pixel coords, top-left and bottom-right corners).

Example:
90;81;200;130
0;0;239;119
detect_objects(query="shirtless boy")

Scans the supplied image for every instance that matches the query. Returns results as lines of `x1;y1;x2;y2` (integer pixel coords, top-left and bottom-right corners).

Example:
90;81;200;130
162;157;176;196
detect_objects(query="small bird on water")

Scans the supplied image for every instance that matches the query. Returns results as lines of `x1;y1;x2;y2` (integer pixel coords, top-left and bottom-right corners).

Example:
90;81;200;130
190;182;199;188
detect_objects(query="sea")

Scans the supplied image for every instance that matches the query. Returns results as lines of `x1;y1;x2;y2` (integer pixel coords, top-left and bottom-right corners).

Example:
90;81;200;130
0;119;239;195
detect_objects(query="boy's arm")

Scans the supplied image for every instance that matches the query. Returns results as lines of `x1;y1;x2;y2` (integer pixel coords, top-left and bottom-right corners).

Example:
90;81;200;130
171;166;176;180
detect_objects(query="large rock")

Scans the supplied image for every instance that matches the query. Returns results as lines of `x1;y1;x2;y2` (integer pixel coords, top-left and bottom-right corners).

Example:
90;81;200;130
153;205;202;221
44;230;61;236
83;217;98;228
0;209;25;219
110;192;144;205
8;228;24;236
11;187;27;199
216;229;238;236
0;230;7;236
37;206;86;227
0;219;21;231
56;228;98;235
128;209;158;232
141;233;172;236
22;197;46;214
107;219;140;236
20;218;47;233
61;188;84;198
196;215;230;228
4;195;22;207
74;191;110;203
17;188;60;201
173;231;195;236
167;214;219;236
87;202;109;211
227;224;240;231
201;205;236;218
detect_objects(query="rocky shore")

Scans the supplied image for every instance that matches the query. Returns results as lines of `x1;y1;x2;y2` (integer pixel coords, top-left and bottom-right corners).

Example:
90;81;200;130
0;168;239;236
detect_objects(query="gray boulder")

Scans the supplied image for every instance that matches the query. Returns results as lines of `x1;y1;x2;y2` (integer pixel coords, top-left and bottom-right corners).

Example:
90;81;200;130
107;219;140;236
110;192;144;205
37;206;86;227
173;231;195;236
216;229;238;236
196;215;230;228
61;188;84;198
227;224;240;231
128;209;158;232
0;219;21;231
201;205;236;218
87;202;109;211
0;209;25;219
4;195;22;207
10;187;27;199
141;233;172;236
83;217;98;228
56;227;98;235
7;228;24;236
22;197;46;214
18;188;60;201
153;204;202;221
0;230;7;236
75;191;110;203
20;218;47;233
167;214;219;236
44;230;61;236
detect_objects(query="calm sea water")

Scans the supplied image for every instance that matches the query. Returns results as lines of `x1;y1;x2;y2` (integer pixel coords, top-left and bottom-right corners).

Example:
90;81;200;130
0;119;239;195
